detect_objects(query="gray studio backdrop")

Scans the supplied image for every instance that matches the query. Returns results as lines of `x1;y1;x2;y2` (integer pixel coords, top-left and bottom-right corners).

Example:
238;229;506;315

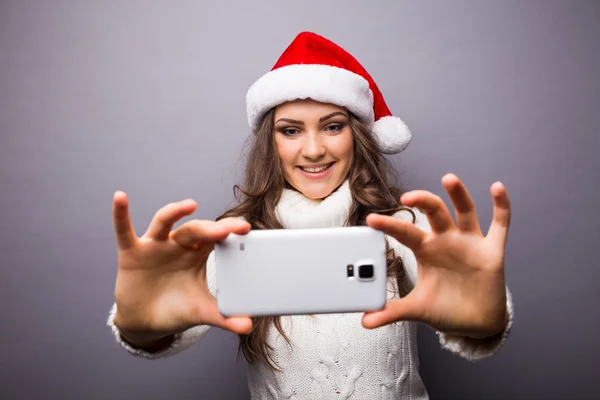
1;1;599;399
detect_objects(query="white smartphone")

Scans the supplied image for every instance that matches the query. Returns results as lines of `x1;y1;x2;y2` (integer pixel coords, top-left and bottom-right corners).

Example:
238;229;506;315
214;226;388;317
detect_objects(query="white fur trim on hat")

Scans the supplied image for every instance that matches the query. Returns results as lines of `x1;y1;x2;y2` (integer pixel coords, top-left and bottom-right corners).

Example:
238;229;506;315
372;115;411;154
246;64;375;130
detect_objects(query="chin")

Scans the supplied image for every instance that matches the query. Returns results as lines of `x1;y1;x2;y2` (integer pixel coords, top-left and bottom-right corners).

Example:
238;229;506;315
303;188;334;200
290;179;342;200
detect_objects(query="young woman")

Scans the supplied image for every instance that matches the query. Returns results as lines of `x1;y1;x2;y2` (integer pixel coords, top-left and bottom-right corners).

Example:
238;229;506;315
108;32;513;399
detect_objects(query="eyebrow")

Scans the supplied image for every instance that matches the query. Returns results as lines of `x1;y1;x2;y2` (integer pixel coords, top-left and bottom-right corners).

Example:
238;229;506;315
275;111;348;125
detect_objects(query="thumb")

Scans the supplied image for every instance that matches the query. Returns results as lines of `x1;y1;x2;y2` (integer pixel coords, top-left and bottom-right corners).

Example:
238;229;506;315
361;295;423;329
221;316;254;335
196;296;254;334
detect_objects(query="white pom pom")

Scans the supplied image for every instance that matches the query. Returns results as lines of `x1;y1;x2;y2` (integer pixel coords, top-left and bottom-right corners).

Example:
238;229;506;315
371;116;411;154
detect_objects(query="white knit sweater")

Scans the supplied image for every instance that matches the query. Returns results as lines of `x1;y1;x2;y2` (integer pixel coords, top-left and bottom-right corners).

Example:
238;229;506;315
108;180;513;399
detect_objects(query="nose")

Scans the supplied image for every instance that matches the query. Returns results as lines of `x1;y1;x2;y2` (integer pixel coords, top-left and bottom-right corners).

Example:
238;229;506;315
301;131;326;160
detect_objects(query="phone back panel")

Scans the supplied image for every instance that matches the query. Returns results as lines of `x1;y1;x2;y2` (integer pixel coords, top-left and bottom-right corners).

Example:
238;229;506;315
214;226;387;317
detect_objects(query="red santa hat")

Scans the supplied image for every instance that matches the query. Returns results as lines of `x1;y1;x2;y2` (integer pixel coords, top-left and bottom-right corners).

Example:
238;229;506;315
246;31;411;154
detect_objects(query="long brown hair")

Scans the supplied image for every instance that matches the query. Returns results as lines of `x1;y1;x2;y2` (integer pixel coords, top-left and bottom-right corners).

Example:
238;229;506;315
217;107;416;369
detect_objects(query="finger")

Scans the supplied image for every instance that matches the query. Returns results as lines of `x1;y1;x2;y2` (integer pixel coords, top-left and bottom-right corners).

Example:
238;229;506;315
196;296;254;334
486;181;511;247
205;309;254;334
171;218;251;248
400;190;455;233
361;294;423;329
113;191;137;250
215;217;253;233
366;214;426;251
441;173;482;234
220;316;254;334
144;199;198;240
171;220;226;248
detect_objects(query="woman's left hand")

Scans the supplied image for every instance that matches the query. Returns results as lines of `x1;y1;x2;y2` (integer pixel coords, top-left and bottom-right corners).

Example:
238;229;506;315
363;173;511;338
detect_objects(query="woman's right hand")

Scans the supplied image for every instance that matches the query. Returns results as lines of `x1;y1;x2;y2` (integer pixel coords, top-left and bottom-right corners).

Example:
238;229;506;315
111;190;253;346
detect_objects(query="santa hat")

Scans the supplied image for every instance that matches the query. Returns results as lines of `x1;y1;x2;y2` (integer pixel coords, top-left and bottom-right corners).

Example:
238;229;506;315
245;31;411;154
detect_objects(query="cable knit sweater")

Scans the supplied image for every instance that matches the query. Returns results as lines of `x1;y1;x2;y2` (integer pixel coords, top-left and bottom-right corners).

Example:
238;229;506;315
107;180;514;399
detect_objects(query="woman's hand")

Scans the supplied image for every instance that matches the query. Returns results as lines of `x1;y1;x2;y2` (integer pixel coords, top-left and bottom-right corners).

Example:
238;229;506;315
111;191;253;344
363;173;511;338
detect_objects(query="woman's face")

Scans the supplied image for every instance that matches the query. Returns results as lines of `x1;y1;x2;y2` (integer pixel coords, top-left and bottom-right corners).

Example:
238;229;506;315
274;99;354;200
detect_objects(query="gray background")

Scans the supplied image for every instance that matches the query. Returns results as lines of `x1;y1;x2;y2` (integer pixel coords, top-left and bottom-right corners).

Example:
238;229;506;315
1;1;598;399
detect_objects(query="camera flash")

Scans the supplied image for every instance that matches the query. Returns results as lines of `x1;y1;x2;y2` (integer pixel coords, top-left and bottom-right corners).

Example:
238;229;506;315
347;264;354;278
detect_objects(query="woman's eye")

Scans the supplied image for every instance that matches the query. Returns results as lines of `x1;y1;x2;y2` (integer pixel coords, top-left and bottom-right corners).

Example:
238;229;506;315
282;128;299;136
326;124;343;132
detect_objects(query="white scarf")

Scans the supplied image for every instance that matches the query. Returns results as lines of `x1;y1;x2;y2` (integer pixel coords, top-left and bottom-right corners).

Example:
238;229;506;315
275;180;353;229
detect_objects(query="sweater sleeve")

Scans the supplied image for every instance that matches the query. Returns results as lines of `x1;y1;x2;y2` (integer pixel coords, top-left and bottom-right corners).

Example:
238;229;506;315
106;251;217;359
390;207;514;362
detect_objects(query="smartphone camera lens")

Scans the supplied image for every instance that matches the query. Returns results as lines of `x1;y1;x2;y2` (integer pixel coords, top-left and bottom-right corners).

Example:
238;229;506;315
358;264;374;279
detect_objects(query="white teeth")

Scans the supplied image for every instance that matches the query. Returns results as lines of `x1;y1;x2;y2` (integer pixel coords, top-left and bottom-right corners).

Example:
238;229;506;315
301;163;332;173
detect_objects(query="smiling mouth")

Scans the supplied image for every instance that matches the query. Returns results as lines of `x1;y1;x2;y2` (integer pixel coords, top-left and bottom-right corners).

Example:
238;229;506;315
299;162;335;173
